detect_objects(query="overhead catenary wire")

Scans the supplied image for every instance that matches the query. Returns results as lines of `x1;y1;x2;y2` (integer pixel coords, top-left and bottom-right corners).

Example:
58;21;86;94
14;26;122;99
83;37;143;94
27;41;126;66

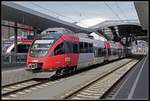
104;2;123;21
30;2;75;22
30;2;89;28
104;2;139;23
115;2;128;21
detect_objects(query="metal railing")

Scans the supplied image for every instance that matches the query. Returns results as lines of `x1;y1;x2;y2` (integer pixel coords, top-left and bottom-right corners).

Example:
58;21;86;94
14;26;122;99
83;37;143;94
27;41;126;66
1;53;27;67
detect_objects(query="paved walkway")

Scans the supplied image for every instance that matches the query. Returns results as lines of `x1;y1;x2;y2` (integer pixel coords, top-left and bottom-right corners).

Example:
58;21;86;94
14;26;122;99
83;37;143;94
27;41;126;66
113;55;149;100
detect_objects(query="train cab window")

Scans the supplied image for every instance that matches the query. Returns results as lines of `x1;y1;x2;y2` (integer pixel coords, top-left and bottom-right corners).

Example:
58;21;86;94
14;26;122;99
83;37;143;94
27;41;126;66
73;42;79;53
54;42;65;55
79;42;84;53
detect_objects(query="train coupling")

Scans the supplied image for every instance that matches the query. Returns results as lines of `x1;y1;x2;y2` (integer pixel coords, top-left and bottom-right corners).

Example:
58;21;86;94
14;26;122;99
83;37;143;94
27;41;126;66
26;63;42;72
26;64;56;78
32;71;56;79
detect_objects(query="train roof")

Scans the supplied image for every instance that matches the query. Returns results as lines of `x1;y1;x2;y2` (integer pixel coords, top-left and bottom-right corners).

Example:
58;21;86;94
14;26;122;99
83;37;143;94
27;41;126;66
41;27;75;35
90;32;107;41
74;33;93;39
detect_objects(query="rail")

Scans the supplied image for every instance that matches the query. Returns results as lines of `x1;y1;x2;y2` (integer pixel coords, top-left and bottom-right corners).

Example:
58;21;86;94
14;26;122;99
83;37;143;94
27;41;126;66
1;58;140;99
2;79;49;98
63;59;139;100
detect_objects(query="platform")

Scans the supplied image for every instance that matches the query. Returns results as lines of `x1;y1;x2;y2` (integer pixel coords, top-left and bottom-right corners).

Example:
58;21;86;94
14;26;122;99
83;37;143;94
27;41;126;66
112;55;149;100
2;67;33;86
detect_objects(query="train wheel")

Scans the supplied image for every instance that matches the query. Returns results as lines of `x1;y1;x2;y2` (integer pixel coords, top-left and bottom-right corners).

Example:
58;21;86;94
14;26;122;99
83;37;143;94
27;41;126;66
56;67;77;76
56;69;62;76
68;68;73;74
70;67;75;74
61;68;69;75
73;67;77;73
67;67;76;74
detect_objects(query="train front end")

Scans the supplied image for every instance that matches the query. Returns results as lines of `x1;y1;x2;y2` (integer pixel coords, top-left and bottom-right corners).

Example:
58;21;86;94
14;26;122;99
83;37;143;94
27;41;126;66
26;39;55;72
25;29;65;78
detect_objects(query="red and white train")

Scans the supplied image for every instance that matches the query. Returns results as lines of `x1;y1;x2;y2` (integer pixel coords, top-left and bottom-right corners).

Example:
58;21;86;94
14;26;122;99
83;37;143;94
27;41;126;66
26;28;127;78
4;39;33;54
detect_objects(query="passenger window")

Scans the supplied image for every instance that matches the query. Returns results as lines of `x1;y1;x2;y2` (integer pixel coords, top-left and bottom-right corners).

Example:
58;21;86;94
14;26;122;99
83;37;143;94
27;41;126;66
17;44;30;53
94;47;98;57
73;43;79;53
98;48;102;57
111;48;114;55
79;42;84;53
112;48;115;55
89;43;93;53
114;48;117;55
84;42;88;53
108;48;111;55
54;42;64;55
102;48;106;56
64;41;72;53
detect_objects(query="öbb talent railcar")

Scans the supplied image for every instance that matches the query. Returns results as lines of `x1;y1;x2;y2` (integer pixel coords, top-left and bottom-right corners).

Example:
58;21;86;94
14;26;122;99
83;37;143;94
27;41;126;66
26;28;127;77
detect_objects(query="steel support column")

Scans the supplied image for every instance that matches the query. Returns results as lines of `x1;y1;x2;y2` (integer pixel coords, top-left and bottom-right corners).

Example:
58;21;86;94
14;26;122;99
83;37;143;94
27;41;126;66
14;22;18;63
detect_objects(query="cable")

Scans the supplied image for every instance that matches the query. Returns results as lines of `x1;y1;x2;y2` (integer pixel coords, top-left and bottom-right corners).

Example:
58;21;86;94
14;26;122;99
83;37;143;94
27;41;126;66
104;2;122;21
30;2;74;22
30;2;89;28
115;2;128;21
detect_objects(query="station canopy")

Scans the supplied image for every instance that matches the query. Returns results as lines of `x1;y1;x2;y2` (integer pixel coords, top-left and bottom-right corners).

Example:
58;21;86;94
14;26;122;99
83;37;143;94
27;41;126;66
2;2;93;34
90;20;147;40
1;2;147;40
134;1;148;31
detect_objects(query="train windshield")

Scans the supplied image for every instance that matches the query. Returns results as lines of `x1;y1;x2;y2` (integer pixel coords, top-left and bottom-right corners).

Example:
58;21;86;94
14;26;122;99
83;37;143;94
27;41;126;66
30;39;54;57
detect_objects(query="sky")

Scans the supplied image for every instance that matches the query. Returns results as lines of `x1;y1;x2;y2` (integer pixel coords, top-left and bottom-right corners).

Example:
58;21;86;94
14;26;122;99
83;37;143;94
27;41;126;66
13;1;139;28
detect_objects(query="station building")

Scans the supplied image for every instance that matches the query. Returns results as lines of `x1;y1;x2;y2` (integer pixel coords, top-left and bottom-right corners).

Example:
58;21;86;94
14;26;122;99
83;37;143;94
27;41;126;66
1;2;92;67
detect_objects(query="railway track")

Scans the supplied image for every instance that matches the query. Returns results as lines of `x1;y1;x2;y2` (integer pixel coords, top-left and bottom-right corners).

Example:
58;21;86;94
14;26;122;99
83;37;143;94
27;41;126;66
62;59;139;100
102;56;144;99
2;79;50;98
2;58;139;100
2;72;79;99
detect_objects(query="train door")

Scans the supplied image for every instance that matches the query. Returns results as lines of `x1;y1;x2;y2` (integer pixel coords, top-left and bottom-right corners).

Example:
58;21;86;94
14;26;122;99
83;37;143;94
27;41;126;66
64;40;79;68
104;41;112;61
77;41;94;69
53;42;66;69
93;41;105;64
